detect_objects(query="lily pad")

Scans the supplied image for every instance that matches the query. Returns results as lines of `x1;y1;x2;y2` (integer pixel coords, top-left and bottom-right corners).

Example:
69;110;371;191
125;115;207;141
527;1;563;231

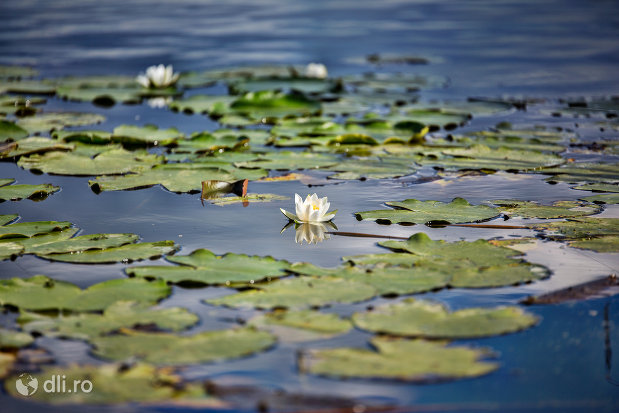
90;163;265;193
236;151;339;171
169;94;236;114
91;328;275;365
0;65;38;80
0;227;79;255
352;299;538;338
228;90;321;118
56;86;142;105
43;240;178;264
249;310;352;342
207;276;377;309
0;327;34;349
0;220;72;239
0;242;20;261
172;131;248;154
0;275;170;311
112;124;183;146
5;363;220;405
0;181;59;201
573;183;619;193
0;120;29;142
209;193;289;206
356;197;499;224
539;162;619;184
0;80;55;95
52;129;112;144
344;72;446;94
0;214;18;226
568;236;619;253
28;233;139;256
19;301;199;340
492;199;601;219
300;336;497;382
229;77;340;95
127;248;290;285
419;145;564;172
530;217;619;239
16;112;106;134
328;157;417;180
0;137;73;158
18;148;162;176
580;193;619;204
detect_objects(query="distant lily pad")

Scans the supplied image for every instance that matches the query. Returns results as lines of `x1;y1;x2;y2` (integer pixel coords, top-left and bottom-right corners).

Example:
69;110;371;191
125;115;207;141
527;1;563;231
19;301;199;340
112;124;183;146
228;90;321;118
0;120;29;142
0;227;79;254
539;162;619;184
344;72;446;94
172;131;248;154
580;193;619;204
127;248;290;285
0;137;73;158
169;95;236;114
0;180;59;201
207;276;377;309
0;327;34;349
56;86;142;105
0;275;170;311
300;336;497;382
52;129;112;144
249;310;352;342
356;197;499;224
530;217;619;239
328;157;417;180
229;77;340;95
0;80;55;95
352;299;538;338
209;193;289;206
492;199;601;219
16;112;106;134
0;242;22;261
91;328;275;365
0;65;38;80
43;240;178;264
236;151;339;171
567;236;619;253
18;148;162;176
573;183;619;193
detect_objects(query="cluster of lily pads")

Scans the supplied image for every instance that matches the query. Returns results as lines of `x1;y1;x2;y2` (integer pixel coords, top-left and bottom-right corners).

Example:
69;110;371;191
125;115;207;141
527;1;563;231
0;62;618;406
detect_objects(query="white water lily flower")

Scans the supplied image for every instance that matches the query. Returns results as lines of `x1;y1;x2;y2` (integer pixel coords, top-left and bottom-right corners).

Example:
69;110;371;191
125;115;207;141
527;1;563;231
294;223;330;245
280;193;336;223
136;64;179;88
305;63;328;79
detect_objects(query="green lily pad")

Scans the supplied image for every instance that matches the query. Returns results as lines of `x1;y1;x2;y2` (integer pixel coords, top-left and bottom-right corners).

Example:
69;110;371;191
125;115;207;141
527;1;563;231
16;112;106;134
327;157;417;180
434;129;567;153
0;65;38;80
43;240;178;264
172;131;248;154
492;199;601;219
0;220;72;239
228;90;321;118
0;137;74;158
356;197;499;224
573;183;619;193
248;310;352;342
0;120;29;142
236;151;339;171
289;262;451;296
52;129;113;144
207;276;377;309
0;95;44;116
419;144;564;172
0;80;55;95
112;124;183;146
27;233;139;256
90;163;265;193
0;181;59;201
580;193;619;204
209;193;289;206
127;248;290;285
91;328;275;365
0;327;33;349
300;336;497;382
539;162;619;184
0;214;18;226
0;275;170;311
0;227;79;254
0;242;21;261
18;148;162;176
56;86;142;105
530;217;619;239
229;77;339;95
568;236;619;253
19;301;199;340
5;363;220;405
352;298;538;338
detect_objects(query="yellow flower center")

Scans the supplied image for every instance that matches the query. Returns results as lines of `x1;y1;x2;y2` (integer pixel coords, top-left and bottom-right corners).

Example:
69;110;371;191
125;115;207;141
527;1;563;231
312;204;320;210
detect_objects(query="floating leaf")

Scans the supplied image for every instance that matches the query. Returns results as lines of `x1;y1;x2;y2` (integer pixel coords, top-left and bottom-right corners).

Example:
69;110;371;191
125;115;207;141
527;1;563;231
228;91;321;118
568;236;619;253
573;183;619;193
90;163;265;193
127;248;290;285
0;181;59;201
0;65;38;80
19;301;198;340
56;86;142;105
580;193;619;204
327;157;417;180
0;220;72;239
353;299;538;338
236;151;339;171
0;120;29;142
0;327;33;349
300;336;497;382
112;124;183;146
530;217;619;239
52;129;112;144
229;77;339;95
43;240;178;264
18;148;162;176
169;95;236;114
249;310;352;342
344;72;446;93
172;131;248;154
492;199;601;219
0;214;18;226
0;137;73;158
0;80;55;95
16;112;106;134
207;276;376;309
92;328;275;365
0;275;170;311
0;227;79;254
28;233;139;256
356;197;499;224
0;242;22;260
539;162;619;184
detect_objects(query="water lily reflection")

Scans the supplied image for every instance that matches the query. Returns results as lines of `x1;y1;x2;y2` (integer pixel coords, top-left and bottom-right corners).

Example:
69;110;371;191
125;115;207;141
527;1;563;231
281;221;337;245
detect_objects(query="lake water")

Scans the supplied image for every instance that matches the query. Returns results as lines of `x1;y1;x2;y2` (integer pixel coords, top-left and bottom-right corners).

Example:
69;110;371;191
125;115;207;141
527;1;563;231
1;1;618;412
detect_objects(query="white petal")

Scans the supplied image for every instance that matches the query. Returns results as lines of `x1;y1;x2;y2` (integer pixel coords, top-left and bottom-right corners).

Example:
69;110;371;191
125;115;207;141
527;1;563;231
136;75;149;88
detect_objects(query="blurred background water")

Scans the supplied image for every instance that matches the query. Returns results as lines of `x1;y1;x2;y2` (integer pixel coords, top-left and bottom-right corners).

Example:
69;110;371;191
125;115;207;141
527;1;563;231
0;1;618;412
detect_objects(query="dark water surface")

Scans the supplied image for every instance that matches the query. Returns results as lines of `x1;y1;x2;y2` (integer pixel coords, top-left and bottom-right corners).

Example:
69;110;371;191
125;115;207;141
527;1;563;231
1;1;618;412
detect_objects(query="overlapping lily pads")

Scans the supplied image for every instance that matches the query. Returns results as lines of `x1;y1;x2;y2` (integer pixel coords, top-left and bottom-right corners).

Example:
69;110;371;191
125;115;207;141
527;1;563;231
112;124;183;146
492;199;601;219
0;275;170;311
356;197;499;224
300;337;497;382
127;248;290;285
352;299;538;338
0;179;59;201
91;328;275;365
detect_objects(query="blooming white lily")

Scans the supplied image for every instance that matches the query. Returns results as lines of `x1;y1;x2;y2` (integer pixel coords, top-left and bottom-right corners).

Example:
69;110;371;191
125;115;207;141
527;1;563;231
136;64;179;88
294;223;330;245
305;63;328;79
280;193;336;223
